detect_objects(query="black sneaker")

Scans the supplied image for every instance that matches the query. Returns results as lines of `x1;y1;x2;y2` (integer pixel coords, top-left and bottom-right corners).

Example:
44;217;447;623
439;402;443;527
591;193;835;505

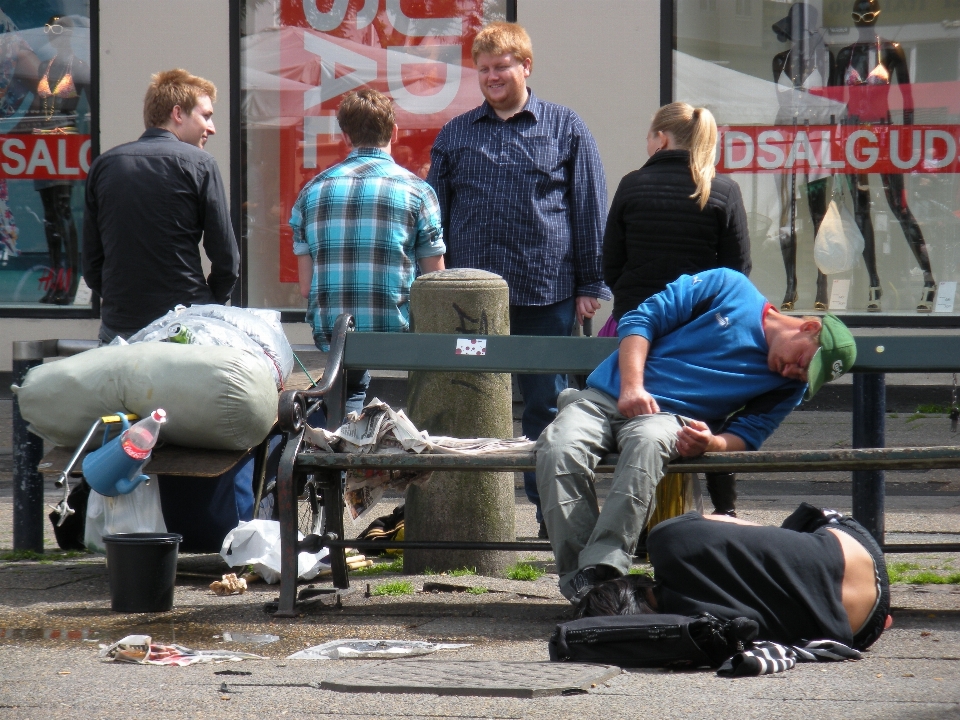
538;521;549;540
567;565;619;605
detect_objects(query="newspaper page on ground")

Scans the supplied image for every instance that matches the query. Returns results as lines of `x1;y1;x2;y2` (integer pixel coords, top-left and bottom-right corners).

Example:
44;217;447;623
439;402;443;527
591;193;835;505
301;399;535;520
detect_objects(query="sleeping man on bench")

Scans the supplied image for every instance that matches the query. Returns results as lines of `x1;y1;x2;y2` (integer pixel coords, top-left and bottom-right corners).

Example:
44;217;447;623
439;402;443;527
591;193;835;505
535;268;856;604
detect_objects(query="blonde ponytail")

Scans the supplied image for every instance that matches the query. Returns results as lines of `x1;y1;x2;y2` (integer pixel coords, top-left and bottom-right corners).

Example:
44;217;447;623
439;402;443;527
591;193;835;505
650;102;718;210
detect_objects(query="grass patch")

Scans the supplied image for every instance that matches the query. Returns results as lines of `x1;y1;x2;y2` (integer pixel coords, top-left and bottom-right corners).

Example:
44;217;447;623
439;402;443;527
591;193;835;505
887;413;899;419
628;567;654;579
905;413;929;423
372;580;414;596
506;560;545;581
888;561;960;585
467;586;488;595
448;567;477;577
351;557;403;576
916;404;950;414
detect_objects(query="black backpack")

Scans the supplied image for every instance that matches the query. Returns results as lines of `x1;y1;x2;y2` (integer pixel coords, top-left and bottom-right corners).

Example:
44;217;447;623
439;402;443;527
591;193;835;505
549;613;759;668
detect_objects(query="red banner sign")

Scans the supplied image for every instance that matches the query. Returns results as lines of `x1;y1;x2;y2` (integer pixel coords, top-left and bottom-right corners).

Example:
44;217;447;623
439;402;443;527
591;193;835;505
717;125;960;175
275;0;484;282
0;134;90;180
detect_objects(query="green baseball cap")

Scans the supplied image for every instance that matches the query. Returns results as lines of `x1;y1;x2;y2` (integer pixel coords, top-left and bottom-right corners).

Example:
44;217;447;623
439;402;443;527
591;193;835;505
805;314;856;400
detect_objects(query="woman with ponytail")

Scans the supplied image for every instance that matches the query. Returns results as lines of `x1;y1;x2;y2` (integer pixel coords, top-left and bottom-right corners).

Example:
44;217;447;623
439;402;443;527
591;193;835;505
602;102;750;324
601;102;750;516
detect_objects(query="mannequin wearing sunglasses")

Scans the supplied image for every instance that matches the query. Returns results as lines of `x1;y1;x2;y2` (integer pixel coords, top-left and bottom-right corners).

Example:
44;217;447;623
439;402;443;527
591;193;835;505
24;16;90;304
830;0;935;312
771;2;837;311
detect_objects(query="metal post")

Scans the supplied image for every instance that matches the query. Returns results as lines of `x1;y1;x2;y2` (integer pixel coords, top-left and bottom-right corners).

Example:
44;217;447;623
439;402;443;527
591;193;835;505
12;341;45;552
852;372;885;544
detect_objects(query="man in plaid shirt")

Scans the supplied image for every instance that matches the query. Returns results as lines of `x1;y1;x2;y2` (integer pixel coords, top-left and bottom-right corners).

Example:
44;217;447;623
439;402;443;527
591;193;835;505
290;89;446;414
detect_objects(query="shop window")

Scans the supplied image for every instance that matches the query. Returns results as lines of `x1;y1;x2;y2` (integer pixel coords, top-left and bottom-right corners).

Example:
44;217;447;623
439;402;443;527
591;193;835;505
0;5;93;310
676;0;960;317
240;0;506;311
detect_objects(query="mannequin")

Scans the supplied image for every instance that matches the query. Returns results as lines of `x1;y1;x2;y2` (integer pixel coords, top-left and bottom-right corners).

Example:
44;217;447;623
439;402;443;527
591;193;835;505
29;16;89;304
0;11;38;266
832;0;935;312
772;2;836;310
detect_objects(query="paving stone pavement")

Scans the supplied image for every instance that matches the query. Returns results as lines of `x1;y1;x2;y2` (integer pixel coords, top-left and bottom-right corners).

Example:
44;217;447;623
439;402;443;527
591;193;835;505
1;398;960;717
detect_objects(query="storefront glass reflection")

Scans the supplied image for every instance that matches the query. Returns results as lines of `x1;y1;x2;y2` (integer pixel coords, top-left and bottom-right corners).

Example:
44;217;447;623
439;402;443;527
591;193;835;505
677;0;960;315
0;3;91;308
240;0;506;309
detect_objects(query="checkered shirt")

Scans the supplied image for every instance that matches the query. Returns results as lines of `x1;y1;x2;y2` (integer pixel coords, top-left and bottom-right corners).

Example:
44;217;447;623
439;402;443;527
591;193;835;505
290;148;445;349
427;89;610;306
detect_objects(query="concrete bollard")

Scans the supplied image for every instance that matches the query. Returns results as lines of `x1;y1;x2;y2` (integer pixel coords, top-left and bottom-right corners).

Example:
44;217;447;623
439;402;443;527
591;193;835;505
404;269;515;575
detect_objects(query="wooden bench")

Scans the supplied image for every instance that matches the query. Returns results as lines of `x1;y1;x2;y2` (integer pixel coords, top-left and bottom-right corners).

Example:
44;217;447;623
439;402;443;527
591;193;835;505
271;314;960;616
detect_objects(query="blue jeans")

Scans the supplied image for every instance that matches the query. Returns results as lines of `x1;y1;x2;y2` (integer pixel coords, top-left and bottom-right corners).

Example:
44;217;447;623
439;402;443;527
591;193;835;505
510;297;577;523
344;368;371;417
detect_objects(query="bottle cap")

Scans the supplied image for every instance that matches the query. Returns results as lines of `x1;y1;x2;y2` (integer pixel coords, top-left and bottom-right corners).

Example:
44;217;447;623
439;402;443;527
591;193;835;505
152;409;167;423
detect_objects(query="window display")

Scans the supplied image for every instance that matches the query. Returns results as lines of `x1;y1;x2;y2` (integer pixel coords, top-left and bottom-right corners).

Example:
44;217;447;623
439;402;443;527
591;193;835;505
240;0;506;310
0;4;92;309
676;0;960;315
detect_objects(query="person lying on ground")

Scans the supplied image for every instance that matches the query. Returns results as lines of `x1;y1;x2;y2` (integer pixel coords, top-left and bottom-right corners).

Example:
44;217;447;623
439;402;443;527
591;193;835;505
575;505;891;651
535;268;856;603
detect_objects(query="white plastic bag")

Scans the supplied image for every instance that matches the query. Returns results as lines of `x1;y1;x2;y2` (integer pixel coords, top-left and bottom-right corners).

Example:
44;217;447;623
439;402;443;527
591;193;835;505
814;184;864;275
84;478;167;554
219;519;327;584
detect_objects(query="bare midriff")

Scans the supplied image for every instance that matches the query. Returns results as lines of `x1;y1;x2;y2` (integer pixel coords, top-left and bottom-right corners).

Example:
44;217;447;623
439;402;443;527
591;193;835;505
827;528;879;633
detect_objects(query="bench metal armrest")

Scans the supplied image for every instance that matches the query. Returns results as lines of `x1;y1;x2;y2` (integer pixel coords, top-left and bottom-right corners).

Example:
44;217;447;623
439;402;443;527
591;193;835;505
278;314;354;433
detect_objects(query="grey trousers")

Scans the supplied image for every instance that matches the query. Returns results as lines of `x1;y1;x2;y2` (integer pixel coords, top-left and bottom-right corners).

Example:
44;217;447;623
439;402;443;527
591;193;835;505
535;387;682;597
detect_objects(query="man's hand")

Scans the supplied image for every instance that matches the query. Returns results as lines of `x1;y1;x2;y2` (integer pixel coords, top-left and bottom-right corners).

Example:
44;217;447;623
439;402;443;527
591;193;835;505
675;421;747;458
618;384;660;418
576;296;601;324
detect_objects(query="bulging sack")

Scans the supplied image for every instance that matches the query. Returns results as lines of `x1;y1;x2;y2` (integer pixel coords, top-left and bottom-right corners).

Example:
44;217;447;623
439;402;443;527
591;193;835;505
814;194;864;275
13;343;277;450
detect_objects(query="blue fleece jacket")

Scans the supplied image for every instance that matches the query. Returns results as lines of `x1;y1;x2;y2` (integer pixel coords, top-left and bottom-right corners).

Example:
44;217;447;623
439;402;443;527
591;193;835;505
586;269;805;450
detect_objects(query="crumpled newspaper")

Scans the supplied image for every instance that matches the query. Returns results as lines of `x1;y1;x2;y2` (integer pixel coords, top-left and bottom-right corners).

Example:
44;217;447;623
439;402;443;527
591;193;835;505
286;639;471;660
302;398;535;520
99;635;264;666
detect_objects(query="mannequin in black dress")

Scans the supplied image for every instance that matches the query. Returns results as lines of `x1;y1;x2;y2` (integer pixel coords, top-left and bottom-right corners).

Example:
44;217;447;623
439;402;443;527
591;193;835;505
832;0;935;312
771;2;836;310
30;16;89;305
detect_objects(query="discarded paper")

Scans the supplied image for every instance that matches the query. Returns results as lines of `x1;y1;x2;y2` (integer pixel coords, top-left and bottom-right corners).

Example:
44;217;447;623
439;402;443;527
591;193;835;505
286;639;471;660
303;398;534;519
100;635;264;666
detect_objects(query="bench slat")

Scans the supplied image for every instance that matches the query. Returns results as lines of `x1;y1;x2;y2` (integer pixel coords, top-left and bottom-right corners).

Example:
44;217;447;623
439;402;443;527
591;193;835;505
342;332;960;374
296;445;960;473
344;333;618;373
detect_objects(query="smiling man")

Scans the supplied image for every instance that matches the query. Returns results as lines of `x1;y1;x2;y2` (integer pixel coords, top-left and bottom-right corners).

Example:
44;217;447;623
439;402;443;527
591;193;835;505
83;69;238;343
535;268;856;603
428;22;609;537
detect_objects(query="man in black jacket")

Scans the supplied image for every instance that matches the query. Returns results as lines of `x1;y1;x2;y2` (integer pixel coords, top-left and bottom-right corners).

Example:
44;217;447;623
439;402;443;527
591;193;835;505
82;69;239;344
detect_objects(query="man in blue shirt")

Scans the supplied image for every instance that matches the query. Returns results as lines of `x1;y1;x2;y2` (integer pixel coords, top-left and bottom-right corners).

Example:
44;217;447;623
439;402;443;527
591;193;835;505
535;269;856;603
291;89;446;414
428;22;609;535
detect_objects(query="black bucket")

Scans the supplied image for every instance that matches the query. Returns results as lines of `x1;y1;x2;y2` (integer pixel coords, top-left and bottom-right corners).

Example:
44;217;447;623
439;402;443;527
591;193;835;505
103;533;182;612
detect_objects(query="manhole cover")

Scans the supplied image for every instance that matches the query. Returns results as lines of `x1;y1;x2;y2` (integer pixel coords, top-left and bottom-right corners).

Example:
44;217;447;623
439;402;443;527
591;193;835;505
321;660;620;698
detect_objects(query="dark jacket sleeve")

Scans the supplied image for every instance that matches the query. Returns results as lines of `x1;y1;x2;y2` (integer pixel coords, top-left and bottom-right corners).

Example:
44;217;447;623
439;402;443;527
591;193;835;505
81;160;103;297
199;157;240;304
602;179;628;291
715;180;751;277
